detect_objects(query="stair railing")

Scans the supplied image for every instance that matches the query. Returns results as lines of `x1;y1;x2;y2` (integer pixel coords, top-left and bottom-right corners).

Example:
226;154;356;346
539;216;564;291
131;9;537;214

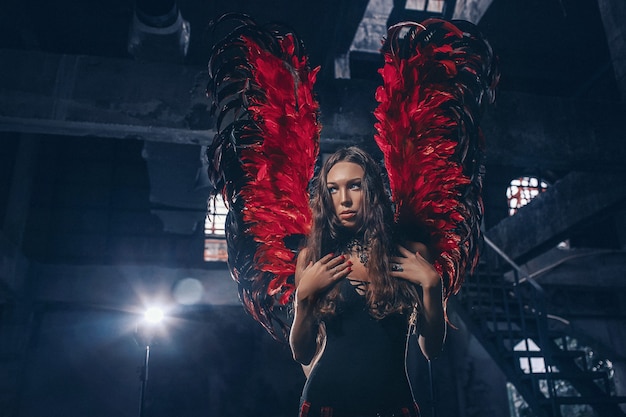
483;236;559;416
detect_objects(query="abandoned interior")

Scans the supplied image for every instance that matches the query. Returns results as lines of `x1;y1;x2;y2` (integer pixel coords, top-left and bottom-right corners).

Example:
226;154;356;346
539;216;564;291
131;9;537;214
1;0;625;416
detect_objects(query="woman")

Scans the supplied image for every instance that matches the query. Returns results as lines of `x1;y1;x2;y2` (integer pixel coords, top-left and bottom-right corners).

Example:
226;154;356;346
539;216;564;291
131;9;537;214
290;146;446;417
205;14;495;417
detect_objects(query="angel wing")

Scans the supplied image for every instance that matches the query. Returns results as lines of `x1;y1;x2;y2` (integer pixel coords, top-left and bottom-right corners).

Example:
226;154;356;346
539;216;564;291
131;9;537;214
373;19;499;304
205;13;321;339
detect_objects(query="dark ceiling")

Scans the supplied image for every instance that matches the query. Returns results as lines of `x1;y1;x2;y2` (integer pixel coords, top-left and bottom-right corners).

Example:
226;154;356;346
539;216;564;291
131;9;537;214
0;0;619;100
0;0;623;265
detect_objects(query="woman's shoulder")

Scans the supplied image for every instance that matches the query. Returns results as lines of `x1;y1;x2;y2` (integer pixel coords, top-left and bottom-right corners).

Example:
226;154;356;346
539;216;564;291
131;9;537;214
297;246;310;262
294;247;312;287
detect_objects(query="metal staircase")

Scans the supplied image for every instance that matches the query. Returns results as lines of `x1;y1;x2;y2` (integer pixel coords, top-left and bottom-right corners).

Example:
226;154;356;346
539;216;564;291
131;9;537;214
451;237;626;417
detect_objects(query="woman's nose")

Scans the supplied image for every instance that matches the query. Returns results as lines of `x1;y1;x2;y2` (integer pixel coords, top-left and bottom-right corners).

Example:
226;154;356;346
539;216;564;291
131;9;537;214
340;189;352;206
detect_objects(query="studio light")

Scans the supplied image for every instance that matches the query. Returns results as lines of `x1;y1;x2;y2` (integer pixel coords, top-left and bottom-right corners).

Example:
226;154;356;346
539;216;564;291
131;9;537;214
144;307;164;324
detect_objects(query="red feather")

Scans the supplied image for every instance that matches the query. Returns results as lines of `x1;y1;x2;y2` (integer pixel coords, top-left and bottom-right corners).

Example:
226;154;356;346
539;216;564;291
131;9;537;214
374;19;498;304
239;36;321;295
206;14;320;339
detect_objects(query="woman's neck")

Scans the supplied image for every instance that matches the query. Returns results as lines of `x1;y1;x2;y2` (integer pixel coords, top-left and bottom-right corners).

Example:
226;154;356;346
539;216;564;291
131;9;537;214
336;232;369;266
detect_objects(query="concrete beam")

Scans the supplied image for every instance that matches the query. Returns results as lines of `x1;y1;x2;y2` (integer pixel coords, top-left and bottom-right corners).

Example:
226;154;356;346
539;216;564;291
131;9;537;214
486;172;626;263
1;49;625;171
0;49;214;145
510;247;626;287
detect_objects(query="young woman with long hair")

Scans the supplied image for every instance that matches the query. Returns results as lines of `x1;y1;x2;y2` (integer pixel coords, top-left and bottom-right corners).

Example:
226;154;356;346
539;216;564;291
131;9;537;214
290;146;445;417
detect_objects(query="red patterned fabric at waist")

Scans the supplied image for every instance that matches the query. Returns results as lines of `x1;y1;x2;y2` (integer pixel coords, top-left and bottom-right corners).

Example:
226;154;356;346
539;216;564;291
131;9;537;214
299;400;420;417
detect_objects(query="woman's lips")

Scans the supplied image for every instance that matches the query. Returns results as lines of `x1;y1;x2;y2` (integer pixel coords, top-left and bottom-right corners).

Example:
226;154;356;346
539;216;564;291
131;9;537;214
339;211;356;220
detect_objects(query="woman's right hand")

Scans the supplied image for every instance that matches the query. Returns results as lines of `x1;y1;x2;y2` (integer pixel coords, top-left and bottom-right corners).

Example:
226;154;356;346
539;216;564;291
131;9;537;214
290;251;351;365
295;252;352;303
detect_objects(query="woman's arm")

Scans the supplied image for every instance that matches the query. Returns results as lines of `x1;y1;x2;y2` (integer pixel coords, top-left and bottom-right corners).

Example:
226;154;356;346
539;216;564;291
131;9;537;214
417;272;446;360
289;284;320;365
299;323;327;378
390;242;446;360
289;249;351;365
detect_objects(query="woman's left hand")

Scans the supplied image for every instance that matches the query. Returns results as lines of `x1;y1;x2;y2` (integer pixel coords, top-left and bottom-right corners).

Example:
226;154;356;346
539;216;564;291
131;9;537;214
391;243;446;359
390;244;442;289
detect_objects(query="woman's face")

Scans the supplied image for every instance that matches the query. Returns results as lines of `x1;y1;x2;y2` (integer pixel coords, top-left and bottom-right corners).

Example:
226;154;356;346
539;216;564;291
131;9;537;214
326;161;365;230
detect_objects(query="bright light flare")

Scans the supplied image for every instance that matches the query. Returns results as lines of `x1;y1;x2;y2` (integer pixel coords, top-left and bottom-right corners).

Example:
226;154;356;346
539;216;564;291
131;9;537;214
144;307;164;324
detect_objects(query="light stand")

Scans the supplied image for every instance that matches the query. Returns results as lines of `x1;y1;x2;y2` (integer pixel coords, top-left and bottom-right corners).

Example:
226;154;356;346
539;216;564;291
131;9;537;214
134;307;164;417
138;342;150;417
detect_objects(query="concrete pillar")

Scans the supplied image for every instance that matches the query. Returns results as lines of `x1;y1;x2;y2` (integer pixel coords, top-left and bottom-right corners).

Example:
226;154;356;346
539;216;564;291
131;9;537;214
597;0;626;100
2;134;38;251
0;134;38;413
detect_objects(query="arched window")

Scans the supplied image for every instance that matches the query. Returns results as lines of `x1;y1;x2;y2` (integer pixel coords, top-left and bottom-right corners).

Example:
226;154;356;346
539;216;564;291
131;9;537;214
507;175;571;249
506;176;549;216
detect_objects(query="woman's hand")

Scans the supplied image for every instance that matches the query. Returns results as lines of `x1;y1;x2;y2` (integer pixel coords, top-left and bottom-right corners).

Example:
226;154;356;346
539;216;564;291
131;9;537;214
389;244;441;289
295;252;352;303
390;242;446;359
290;250;351;365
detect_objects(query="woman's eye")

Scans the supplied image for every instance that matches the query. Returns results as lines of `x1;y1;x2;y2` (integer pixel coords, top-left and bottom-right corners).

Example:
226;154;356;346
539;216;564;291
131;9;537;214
327;187;337;194
350;183;362;190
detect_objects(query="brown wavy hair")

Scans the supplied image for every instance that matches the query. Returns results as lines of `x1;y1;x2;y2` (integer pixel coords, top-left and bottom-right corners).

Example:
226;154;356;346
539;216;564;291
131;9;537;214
302;146;420;319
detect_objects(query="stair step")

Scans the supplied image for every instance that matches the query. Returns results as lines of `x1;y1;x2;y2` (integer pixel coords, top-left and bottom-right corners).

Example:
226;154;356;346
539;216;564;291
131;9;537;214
521;371;609;381
459;295;532;307
462;302;526;315
508;349;587;359
546;395;626;405
482;323;570;338
485;328;539;340
472;311;543;323
461;286;509;294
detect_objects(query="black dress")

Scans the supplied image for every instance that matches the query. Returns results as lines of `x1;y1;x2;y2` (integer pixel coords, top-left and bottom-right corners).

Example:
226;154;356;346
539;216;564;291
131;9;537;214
299;278;419;417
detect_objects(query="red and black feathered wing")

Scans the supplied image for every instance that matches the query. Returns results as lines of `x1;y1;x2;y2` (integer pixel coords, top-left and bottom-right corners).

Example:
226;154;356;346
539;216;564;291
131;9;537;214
206;15;497;337
374;19;499;305
205;14;320;339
